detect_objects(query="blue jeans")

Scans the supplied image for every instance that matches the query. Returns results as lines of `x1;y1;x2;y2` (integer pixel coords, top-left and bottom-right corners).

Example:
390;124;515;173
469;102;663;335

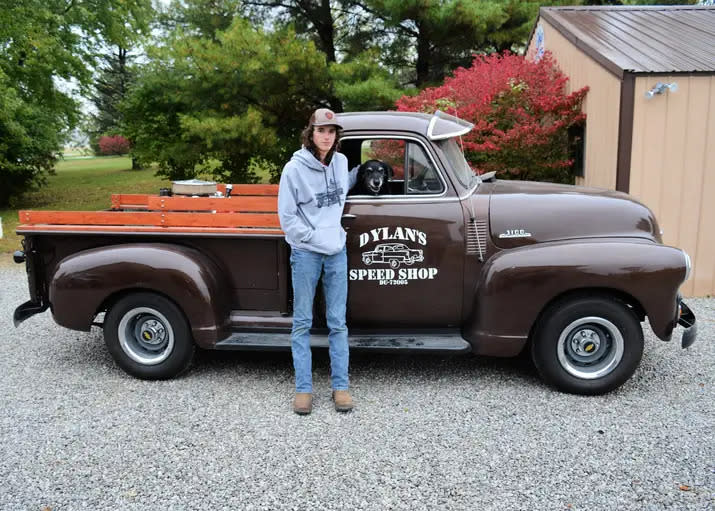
290;246;349;393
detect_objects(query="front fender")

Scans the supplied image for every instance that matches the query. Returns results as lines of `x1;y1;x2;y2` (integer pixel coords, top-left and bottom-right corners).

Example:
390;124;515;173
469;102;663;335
464;240;688;356
49;243;231;347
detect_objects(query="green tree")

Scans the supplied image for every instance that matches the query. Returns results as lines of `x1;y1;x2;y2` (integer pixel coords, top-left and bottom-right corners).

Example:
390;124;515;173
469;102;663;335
88;47;135;154
365;0;541;87
329;50;411;111
0;0;153;207
123;18;336;183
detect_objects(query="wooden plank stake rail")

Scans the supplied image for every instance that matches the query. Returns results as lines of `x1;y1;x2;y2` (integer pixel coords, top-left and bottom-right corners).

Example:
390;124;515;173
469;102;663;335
145;196;278;213
20;210;281;228
18;184;283;234
111;184;279;210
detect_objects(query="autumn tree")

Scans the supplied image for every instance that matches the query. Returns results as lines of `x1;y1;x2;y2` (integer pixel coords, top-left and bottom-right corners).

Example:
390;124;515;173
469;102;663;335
397;51;588;183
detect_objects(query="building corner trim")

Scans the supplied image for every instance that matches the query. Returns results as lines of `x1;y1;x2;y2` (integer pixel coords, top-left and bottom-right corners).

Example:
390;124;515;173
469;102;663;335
616;73;635;193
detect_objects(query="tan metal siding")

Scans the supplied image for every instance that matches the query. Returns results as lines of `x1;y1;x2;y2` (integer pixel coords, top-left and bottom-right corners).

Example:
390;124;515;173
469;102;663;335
527;20;621;189
629;75;715;296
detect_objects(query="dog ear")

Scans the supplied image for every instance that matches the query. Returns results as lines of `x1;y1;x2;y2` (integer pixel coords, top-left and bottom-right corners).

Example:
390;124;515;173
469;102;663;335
382;162;394;180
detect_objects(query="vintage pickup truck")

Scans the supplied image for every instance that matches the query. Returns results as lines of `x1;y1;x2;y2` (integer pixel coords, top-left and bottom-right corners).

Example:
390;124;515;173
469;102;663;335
13;111;697;395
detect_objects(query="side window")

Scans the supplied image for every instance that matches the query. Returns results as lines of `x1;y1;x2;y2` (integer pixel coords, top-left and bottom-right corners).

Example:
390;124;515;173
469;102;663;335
361;139;405;195
350;138;443;196
406;143;444;195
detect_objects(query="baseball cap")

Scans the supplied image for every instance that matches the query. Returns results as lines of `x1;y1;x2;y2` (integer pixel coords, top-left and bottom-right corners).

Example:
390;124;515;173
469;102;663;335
310;108;343;129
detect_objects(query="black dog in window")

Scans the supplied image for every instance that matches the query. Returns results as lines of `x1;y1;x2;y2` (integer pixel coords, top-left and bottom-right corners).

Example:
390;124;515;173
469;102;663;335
353;159;393;196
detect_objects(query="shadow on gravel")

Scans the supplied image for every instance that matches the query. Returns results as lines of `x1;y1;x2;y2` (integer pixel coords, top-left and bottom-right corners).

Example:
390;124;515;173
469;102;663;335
191;348;542;387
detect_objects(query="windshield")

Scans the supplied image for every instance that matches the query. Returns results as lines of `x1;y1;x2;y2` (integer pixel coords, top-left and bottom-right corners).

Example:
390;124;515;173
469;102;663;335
437;138;477;189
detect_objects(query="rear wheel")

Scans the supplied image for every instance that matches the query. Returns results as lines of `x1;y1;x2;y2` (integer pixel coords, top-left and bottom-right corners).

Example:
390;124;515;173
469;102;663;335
104;292;195;380
531;296;643;395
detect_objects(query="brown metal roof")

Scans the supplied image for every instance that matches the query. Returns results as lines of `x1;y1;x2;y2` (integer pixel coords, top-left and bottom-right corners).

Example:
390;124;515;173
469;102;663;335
538;6;715;77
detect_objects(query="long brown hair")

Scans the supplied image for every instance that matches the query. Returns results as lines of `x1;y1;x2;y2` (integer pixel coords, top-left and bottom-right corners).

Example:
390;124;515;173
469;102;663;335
301;120;342;165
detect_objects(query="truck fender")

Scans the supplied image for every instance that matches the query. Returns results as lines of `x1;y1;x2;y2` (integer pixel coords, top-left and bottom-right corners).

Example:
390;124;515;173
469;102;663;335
49;243;232;348
464;240;688;356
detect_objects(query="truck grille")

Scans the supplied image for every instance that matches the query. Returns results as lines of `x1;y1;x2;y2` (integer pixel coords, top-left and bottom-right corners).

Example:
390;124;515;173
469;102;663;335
466;218;488;261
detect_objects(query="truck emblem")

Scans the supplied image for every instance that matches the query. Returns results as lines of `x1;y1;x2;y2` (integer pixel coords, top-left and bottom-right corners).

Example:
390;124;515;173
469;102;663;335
351;228;438;286
499;229;532;239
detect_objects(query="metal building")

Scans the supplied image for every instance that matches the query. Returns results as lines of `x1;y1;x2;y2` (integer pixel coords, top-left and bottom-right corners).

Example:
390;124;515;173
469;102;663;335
527;5;715;296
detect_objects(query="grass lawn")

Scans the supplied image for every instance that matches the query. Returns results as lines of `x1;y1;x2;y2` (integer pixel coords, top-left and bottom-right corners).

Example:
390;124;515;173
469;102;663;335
1;156;273;255
0;157;170;254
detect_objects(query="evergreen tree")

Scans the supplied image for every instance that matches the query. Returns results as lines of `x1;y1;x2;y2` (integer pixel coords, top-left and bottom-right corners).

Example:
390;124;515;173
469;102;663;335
88;47;134;155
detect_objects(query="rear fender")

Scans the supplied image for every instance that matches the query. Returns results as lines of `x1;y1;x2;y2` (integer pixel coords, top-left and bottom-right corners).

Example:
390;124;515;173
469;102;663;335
49;243;232;348
464;240;688;356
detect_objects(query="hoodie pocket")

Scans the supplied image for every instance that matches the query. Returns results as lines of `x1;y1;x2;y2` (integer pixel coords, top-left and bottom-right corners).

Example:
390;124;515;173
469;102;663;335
301;226;346;255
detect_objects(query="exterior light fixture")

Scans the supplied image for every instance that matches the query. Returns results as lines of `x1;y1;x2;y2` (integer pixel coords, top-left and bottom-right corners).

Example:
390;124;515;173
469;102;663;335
645;82;678;99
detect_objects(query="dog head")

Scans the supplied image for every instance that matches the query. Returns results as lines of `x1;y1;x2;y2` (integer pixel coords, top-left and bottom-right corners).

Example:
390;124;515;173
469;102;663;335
358;160;393;195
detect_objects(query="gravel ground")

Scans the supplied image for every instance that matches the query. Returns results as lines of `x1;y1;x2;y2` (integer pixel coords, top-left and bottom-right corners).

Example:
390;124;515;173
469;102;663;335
0;264;713;511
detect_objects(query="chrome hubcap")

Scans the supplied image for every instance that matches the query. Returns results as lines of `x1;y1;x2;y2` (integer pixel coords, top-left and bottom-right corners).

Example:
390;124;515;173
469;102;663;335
118;307;175;365
557;317;624;379
571;328;601;356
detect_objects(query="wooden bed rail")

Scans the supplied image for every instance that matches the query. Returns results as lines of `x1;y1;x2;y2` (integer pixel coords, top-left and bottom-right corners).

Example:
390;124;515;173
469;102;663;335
18;184;283;233
111;184;279;210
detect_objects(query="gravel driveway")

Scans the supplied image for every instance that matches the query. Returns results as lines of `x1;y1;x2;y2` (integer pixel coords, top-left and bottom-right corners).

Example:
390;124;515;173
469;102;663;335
1;264;713;510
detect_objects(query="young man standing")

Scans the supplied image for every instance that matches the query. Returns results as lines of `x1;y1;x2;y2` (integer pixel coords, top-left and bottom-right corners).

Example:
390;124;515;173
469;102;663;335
277;108;358;415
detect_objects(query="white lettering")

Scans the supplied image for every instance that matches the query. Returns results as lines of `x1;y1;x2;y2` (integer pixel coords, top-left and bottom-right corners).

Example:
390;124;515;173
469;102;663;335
351;267;438;282
359;227;428;246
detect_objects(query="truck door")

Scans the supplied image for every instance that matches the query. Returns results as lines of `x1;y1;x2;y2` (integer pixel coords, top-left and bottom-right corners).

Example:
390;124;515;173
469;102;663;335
342;136;464;328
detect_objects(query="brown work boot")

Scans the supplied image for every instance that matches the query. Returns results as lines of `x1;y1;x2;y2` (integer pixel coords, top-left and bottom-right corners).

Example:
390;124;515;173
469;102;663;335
293;393;312;415
332;390;354;412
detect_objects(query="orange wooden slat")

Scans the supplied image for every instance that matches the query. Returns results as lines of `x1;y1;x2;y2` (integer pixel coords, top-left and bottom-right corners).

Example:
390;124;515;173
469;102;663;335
162;212;280;228
216;184;278;196
16;224;283;235
111;194;150;209
146;196;277;213
19;209;280;229
20;210;163;226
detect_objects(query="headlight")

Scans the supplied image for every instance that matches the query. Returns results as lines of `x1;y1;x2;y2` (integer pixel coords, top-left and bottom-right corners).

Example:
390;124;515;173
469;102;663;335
682;250;692;281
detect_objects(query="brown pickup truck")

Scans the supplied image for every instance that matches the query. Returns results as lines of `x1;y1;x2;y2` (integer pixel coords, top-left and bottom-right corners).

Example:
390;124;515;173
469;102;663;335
13;111;697;395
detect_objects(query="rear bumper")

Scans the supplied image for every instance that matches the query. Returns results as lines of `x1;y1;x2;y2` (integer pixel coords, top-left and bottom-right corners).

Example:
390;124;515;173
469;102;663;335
678;301;697;349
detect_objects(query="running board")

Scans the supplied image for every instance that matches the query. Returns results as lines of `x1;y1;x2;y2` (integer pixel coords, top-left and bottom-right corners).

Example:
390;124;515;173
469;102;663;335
215;333;471;352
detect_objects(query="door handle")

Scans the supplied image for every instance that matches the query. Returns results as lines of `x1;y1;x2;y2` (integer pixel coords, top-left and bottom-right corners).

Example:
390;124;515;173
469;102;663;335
341;214;357;230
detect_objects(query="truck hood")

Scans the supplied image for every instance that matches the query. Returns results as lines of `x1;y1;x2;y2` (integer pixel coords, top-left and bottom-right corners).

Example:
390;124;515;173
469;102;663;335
488;180;661;249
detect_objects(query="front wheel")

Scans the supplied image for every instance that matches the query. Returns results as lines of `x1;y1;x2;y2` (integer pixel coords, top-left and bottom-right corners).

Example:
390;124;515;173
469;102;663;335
104;292;195;380
531;296;643;395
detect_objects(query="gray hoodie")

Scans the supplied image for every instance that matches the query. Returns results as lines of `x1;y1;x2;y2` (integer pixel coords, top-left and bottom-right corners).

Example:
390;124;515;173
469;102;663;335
278;147;358;255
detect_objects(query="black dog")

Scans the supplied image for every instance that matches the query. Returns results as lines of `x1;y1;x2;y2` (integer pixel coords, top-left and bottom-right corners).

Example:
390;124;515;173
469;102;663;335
353;159;393;196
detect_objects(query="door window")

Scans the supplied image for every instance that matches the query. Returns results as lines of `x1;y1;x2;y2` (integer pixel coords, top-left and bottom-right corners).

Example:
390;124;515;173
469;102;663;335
346;138;445;196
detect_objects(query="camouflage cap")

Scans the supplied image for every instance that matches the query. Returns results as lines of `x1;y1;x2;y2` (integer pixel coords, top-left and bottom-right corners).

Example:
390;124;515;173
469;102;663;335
310;108;343;129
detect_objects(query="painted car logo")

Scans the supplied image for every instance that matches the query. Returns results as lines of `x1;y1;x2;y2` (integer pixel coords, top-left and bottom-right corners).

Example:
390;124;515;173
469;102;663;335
350;227;438;286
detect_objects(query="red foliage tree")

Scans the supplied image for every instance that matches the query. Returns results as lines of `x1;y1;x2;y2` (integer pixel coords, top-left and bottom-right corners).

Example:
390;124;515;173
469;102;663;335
98;135;131;156
396;51;588;183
